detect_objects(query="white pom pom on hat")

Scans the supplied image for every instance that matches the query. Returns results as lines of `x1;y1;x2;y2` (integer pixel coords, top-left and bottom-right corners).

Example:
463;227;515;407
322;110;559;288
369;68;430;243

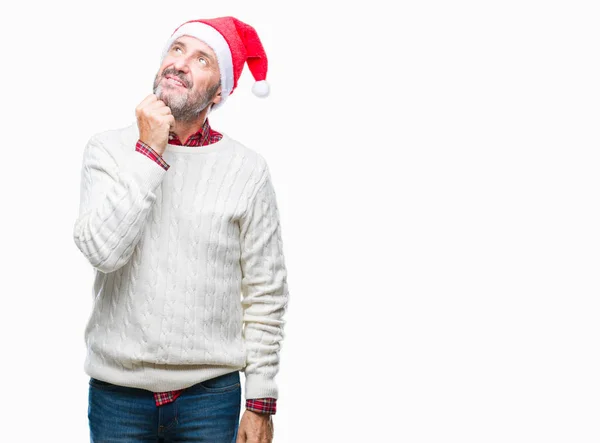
252;80;270;98
162;16;271;111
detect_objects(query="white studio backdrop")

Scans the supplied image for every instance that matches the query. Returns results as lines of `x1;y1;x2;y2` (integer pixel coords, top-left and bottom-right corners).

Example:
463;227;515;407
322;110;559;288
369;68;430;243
1;0;600;442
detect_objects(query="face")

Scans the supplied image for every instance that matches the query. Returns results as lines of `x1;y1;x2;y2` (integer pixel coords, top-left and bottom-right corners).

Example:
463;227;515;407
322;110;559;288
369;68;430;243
153;36;222;122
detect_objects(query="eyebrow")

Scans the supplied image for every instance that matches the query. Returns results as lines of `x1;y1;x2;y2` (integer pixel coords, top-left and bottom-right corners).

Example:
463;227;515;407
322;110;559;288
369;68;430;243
171;40;216;65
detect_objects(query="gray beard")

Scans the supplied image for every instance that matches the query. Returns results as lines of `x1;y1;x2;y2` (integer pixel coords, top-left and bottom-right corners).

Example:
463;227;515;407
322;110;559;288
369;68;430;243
153;74;219;122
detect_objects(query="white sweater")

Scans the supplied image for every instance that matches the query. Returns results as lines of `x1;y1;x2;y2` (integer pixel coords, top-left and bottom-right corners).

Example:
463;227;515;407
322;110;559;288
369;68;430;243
73;123;289;400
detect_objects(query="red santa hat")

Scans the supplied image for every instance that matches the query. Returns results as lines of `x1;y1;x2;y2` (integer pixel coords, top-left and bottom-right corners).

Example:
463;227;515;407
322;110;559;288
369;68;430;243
161;16;270;112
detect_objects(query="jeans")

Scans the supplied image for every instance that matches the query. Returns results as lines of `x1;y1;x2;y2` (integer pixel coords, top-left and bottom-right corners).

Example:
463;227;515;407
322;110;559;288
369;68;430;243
88;370;241;442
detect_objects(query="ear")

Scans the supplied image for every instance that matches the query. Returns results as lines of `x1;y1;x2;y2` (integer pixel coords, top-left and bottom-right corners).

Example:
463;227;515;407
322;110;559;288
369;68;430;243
211;84;223;106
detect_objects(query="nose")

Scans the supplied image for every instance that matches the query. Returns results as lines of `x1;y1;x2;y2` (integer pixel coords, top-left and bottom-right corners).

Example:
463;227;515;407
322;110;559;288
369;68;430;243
172;56;190;73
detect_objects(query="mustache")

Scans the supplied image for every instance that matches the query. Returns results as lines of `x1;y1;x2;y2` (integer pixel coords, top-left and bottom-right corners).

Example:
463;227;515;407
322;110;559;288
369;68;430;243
161;68;191;88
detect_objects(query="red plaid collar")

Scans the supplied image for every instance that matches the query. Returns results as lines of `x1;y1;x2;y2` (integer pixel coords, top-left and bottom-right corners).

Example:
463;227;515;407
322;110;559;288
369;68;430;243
168;118;220;146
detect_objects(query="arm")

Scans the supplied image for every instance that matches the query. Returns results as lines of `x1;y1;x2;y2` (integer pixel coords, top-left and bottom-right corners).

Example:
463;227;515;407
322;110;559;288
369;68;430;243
72;135;167;273
239;166;290;403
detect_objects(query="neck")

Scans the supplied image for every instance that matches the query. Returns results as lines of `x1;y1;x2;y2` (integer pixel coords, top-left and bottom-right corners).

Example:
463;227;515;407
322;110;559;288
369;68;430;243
171;107;210;144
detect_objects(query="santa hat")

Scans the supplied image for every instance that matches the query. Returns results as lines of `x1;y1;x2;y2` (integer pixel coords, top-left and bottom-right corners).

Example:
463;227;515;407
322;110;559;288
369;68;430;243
161;16;270;112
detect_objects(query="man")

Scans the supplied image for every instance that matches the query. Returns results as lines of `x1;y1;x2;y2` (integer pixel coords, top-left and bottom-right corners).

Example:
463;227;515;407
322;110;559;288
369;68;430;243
73;16;288;443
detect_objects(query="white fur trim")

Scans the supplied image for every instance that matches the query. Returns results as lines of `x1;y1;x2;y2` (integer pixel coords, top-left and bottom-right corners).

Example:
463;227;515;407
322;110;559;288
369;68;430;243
252;80;270;97
161;22;234;112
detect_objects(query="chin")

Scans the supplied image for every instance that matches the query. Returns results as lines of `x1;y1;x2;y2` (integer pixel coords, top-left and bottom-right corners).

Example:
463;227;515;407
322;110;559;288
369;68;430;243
156;88;178;105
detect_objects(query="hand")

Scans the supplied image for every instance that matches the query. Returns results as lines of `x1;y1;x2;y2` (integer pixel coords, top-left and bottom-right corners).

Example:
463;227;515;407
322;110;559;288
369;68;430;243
236;410;274;443
135;94;175;156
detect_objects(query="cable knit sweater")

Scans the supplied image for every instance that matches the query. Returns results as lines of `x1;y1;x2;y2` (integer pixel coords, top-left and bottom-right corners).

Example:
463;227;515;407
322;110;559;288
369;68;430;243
73;122;289;401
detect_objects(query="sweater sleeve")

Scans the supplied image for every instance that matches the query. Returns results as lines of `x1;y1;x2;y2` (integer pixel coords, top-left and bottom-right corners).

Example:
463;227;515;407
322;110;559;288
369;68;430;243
73;135;167;274
239;167;290;400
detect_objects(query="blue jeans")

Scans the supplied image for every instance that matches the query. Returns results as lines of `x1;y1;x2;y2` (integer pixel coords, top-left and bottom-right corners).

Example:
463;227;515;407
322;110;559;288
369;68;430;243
88;370;241;442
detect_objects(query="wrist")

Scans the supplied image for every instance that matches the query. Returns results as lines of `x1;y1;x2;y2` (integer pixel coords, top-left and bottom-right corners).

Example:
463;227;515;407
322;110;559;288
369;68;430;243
246;409;272;418
139;139;164;156
135;140;170;171
245;397;277;415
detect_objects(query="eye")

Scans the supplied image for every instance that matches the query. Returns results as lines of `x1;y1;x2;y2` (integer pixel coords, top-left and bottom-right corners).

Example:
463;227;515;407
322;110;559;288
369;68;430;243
198;57;207;66
172;46;182;54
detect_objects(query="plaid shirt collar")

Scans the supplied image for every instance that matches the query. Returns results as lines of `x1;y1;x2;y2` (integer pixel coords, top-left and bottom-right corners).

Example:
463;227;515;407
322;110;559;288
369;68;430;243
168;117;213;146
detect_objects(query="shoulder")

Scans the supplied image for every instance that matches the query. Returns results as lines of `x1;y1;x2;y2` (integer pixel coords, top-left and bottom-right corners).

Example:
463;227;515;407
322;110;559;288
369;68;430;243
85;122;139;163
222;133;270;182
220;134;275;208
89;122;138;150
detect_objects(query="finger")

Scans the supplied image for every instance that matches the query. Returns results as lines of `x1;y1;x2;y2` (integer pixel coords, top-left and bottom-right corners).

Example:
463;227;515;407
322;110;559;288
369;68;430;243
137;94;158;108
146;99;169;110
154;106;172;116
135;95;158;116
